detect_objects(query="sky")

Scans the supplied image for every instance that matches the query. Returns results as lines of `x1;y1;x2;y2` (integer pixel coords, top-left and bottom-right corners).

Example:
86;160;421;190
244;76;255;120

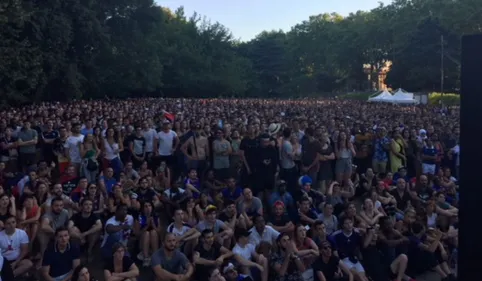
158;0;391;41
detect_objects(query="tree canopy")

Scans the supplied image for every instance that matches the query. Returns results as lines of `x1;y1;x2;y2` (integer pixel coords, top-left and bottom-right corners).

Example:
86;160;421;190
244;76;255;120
1;0;481;105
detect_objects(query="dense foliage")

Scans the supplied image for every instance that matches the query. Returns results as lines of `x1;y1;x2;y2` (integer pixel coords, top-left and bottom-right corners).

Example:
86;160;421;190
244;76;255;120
1;0;480;105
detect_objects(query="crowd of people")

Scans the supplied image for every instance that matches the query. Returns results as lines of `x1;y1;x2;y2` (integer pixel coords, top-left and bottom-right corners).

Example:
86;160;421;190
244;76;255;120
0;98;460;281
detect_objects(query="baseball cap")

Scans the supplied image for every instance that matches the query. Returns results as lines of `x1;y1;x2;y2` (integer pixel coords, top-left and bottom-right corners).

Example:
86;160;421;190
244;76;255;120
223;263;236;274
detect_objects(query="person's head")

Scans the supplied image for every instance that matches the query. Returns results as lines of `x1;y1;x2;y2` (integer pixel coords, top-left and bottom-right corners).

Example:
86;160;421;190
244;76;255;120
282;128;292;139
276;232;291;251
313;221;326;236
396;178;406;191
115;204;128;221
273;201;285;216
235;229;251;245
294;224;307;241
188;168;197;180
201;229;215;246
242;188;253;201
298;197;310;212
205;205;217;222
341;217;354;232
55;227;70;247
209;268;226;281
112;243;126;260
223;263;238;280
419;175;429;187
80;198;93;213
363;198;374;211
254;215;265;232
404;209;416;225
425;200;436;214
142;201;153;215
173;208;184;222
277;180;287;194
224;200;236;215
320;240;332;258
164;232;177;251
435;192;446;203
72;123;81;134
51;197;64;214
259;133;270;147
3;215;16;232
72;265;91;281
410;221;425;237
226;177;236;189
323;203;334;216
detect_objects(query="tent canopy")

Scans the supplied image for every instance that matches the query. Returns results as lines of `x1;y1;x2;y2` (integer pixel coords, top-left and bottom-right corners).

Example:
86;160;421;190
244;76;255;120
393;88;414;99
368;90;392;102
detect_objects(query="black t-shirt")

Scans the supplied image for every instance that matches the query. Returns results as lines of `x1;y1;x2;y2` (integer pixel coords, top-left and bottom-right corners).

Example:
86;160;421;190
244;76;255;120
295;209;318;226
60;176;79;195
313;256;340;281
71;212;100;233
42;130;59;153
136;188;157;204
239;137;259;168
391;189;411;211
128;135;146;156
218;211;239;223
0;136;17;157
194;242;222;281
103;256;134;273
270;214;291;227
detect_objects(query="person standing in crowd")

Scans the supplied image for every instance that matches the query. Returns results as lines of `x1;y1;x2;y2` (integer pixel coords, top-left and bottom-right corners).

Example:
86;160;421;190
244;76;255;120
154;120;179;172
280;128;298;192
127;126;146;170
239;124;259;188
41;120;59;166
17;121;38;173
212;128;231;181
64;123;84;173
372;127;390;174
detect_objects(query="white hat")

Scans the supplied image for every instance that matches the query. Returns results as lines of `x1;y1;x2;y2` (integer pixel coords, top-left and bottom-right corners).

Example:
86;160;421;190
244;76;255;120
268;123;281;136
223;263;236;274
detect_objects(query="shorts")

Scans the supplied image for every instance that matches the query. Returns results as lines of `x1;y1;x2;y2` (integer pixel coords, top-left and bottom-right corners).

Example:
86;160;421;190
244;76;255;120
335;158;352;174
342;257;365;273
422;163;436;175
372;160;387;173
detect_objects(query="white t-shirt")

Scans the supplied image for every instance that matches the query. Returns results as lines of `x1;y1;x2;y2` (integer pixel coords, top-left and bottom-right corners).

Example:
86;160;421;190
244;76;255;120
0;229;29;261
101;215;134;247
232;243;256;261
167;223;191;237
452;145;460;166
155;130;177;156
249;226;280;246
103;139;120;160
142;129;157;153
64;134;85;163
0;255;3;281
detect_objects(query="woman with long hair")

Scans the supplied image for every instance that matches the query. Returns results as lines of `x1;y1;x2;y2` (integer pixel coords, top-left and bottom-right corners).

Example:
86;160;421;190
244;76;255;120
103;243;139;281
0;194;15;230
80;134;101;183
334;131;356;185
134;201;160;267
102;128;124;176
72;265;98;281
86;183;104;215
17;195;40;242
292;224;319;281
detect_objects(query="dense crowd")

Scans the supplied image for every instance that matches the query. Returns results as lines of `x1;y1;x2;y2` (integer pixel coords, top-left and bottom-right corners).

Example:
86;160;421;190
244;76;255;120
0;98;460;281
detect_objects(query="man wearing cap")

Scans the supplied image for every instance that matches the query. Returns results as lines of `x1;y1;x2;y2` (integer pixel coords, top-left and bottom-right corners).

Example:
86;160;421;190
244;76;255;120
268;200;294;234
232;229;267;281
253;133;279;201
223;262;254;281
196;205;233;247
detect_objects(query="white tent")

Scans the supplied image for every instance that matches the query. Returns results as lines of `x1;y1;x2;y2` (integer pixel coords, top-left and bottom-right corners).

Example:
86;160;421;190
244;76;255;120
368;90;393;102
387;88;418;104
393;88;414;100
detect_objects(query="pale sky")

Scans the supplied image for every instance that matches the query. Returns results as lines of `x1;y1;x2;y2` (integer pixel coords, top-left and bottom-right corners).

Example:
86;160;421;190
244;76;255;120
157;0;391;41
